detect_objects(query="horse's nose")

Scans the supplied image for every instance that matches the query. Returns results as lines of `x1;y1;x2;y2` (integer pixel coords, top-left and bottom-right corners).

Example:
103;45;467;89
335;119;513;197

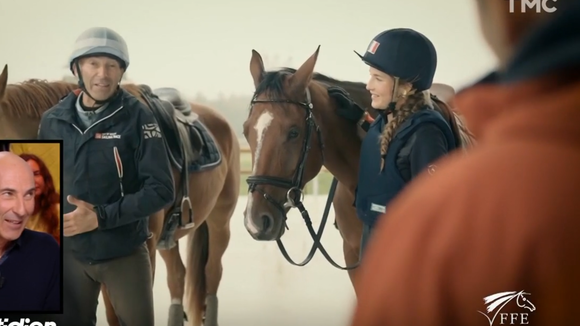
261;213;274;234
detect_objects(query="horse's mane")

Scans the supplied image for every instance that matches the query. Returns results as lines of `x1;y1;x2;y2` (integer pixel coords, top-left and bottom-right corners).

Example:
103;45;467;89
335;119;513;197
1;79;158;119
254;67;366;96
2;79;77;118
253;68;295;99
252;67;370;118
119;83;144;99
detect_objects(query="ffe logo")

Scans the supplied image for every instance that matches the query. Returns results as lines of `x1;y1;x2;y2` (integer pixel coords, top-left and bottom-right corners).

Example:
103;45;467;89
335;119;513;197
477;290;536;325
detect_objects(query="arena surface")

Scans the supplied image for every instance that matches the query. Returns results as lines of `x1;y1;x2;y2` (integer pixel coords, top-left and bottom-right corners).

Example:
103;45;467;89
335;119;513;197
95;195;357;326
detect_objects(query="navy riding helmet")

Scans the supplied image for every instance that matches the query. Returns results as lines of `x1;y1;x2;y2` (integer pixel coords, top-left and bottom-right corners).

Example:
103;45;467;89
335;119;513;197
355;28;437;92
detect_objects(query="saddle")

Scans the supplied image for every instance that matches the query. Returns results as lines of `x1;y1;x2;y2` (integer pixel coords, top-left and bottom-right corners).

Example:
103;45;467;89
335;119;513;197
429;83;456;107
153;87;204;166
137;85;205;250
153;87;198;119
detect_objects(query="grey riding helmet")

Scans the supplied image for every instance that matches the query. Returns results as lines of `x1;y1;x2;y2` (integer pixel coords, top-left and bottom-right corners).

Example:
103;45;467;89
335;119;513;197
69;27;130;71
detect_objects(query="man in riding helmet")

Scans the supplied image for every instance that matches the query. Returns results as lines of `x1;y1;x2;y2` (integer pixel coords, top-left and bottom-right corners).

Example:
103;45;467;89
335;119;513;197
37;27;174;325
353;28;463;254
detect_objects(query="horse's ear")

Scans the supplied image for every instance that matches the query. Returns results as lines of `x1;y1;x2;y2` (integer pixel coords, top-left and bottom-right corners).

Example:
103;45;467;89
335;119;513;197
249;50;265;89
289;45;320;95
0;64;8;101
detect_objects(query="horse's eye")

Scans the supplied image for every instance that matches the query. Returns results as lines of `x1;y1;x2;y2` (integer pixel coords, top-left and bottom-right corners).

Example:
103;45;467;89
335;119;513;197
287;128;299;140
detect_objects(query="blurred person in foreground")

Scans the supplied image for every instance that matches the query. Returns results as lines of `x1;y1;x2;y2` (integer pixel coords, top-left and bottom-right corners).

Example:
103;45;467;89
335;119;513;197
0;152;60;312
349;1;580;325
19;153;61;245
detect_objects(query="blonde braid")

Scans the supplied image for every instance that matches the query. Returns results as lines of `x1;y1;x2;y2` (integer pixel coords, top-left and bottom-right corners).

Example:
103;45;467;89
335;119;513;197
379;85;431;171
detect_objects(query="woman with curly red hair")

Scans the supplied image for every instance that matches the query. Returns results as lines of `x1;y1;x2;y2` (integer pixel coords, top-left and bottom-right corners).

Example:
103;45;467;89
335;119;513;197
19;153;60;245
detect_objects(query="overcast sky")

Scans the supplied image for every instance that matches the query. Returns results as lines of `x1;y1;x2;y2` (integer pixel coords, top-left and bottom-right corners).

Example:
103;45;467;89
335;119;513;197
0;0;496;99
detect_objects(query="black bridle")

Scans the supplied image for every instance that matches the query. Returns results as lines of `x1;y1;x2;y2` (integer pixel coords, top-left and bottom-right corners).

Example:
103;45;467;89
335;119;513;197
246;88;359;270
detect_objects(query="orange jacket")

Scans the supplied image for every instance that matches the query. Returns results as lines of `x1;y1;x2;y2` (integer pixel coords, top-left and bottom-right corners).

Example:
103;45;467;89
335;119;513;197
348;5;580;326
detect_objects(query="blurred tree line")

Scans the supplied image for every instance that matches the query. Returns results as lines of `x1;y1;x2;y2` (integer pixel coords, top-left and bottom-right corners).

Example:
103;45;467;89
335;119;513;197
190;92;250;137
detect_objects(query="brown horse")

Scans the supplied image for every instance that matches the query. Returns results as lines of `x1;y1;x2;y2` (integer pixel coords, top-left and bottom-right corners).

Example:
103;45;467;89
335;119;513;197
241;47;475;294
0;64;240;326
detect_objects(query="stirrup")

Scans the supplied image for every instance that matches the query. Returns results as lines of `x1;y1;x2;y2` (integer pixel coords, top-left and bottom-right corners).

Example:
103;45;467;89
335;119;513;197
180;197;195;229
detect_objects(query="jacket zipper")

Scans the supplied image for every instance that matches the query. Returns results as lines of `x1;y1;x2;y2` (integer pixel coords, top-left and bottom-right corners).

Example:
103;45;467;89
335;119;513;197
113;146;125;197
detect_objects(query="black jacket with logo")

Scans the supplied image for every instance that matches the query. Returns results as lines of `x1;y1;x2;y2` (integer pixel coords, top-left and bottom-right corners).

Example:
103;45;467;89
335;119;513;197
38;89;175;263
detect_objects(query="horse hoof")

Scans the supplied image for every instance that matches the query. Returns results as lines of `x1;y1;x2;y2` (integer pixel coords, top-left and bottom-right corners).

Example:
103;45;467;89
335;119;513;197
168;303;185;326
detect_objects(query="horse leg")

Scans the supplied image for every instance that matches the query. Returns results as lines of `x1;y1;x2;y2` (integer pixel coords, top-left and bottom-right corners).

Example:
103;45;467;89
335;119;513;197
342;236;361;292
333;183;363;296
199;146;238;326
159;242;187;326
202;202;235;326
336;210;361;294
147;210;165;282
102;210;164;326
180;220;209;326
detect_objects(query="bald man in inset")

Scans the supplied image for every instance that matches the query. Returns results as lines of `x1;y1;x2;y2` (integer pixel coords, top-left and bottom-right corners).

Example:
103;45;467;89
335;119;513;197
0;152;60;312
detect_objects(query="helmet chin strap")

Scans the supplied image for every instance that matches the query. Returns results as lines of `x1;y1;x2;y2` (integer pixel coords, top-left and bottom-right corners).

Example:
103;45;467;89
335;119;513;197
75;61;121;108
380;77;399;118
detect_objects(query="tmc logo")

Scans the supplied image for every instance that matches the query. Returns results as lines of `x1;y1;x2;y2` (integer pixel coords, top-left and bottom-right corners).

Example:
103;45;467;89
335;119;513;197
509;0;557;13
477;290;536;325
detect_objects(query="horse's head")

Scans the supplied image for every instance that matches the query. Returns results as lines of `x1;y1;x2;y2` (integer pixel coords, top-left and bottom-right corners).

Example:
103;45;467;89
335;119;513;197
242;47;334;241
516;291;536;312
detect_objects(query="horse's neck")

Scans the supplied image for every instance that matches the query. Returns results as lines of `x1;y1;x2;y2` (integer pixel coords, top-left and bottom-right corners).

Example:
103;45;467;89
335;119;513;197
312;82;369;192
320;122;361;191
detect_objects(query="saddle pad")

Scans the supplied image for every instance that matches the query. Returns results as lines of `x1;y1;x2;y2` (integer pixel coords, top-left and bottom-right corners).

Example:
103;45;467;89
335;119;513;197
188;120;222;172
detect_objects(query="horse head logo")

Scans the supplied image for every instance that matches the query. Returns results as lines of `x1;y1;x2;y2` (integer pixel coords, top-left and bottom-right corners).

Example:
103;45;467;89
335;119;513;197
477;290;535;326
515;291;536;312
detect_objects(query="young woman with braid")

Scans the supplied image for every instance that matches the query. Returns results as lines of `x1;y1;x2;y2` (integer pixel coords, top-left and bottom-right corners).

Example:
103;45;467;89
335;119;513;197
353;28;465;253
